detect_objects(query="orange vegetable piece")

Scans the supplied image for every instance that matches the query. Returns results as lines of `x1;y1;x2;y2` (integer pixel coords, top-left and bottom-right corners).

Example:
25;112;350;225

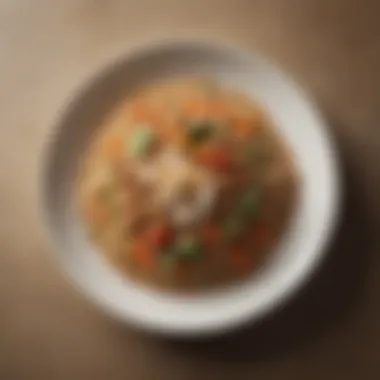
203;224;219;246
183;99;208;118
235;119;256;139
253;224;274;250
209;100;231;119
130;241;156;271
183;98;231;120
198;147;231;172
146;223;173;248
130;103;157;124
174;261;192;284
227;248;254;272
104;137;123;159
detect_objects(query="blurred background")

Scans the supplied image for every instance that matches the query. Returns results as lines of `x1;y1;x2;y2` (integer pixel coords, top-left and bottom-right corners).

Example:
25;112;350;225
0;0;379;379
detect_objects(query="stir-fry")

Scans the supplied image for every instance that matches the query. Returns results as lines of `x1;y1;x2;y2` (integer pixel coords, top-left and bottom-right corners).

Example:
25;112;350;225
76;78;297;290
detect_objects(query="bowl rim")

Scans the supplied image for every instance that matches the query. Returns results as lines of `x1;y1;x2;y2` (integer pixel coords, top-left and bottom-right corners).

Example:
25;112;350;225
40;37;341;337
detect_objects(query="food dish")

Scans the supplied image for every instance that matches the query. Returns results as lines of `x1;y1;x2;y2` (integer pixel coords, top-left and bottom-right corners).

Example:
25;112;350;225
42;40;339;336
76;77;297;290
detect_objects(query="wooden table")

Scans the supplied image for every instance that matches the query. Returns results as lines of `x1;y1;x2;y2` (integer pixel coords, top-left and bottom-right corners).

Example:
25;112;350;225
0;0;379;378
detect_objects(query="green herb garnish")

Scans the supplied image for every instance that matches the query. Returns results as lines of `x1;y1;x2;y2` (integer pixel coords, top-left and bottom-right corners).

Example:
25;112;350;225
243;138;269;163
127;126;155;157
186;120;216;144
175;238;203;260
238;187;262;219
159;247;177;271
159;239;203;269
222;218;243;242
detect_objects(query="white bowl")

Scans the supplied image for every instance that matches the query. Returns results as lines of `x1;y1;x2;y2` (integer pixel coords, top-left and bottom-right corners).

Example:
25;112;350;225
41;39;340;337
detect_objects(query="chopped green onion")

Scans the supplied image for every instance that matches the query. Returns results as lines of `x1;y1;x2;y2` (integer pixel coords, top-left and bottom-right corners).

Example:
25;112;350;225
159;247;177;271
127;126;155;157
159;239;203;269
174;238;203;260
222;218;243;242
238;187;262;219
243;138;268;162
186;120;216;144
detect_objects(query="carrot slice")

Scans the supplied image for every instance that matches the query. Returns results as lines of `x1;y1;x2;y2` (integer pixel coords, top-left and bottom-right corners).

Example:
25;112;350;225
198;147;231;172
104;137;123;159
253;224;274;250
235;119;256;139
209;100;231;119
227;248;254;272
183;99;208;117
183;98;231;120
146;223;173;248
174;261;192;284
202;224;219;246
130;241;155;271
130;103;158;124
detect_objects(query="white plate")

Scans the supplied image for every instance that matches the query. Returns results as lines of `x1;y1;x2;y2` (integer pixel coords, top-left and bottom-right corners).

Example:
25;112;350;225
41;39;340;337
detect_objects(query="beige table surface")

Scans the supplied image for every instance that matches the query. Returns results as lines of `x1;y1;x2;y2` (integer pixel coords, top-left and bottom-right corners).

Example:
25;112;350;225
1;0;380;379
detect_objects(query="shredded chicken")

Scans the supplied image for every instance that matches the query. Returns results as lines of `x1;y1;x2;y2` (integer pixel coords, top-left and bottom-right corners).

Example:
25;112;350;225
134;148;219;227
